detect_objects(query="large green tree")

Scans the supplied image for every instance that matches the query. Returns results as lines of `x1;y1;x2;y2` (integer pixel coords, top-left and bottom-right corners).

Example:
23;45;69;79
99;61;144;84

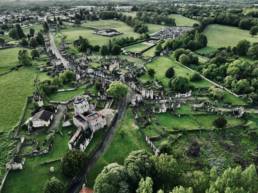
107;81;128;99
94;163;130;193
44;177;64;193
124;150;153;187
61;150;85;178
136;177;153;193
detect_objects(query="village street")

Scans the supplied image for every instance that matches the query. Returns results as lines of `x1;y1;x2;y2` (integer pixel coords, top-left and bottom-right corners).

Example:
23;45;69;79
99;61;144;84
48;33;70;69
48;105;67;133
69;95;129;193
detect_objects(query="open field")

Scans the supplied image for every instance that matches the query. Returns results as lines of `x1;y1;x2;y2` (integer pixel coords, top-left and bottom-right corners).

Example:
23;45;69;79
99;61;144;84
121;11;137;18
2;127;71;193
203;24;258;49
49;85;97;102
140;56;211;89
147;24;167;34
170;14;199;27
86;109;149;187
125;42;153;53
0;48;22;73
57;20;140;47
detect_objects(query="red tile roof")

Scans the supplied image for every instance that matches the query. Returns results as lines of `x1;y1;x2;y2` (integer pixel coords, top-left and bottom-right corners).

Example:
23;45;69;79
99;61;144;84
80;187;94;193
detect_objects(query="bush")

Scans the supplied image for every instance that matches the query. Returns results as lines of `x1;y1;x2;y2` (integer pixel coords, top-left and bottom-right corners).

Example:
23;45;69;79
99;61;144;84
165;67;175;79
213;117;227;128
190;73;202;82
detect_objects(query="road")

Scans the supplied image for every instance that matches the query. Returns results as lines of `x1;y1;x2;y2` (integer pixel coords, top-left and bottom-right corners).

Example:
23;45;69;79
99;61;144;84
68;96;128;193
48;105;67;133
48;33;70;69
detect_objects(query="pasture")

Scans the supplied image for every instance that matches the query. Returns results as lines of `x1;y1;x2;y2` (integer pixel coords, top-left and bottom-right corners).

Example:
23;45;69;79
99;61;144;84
203;24;258;49
170;14;199;27
57;20;140;46
0;48;22;73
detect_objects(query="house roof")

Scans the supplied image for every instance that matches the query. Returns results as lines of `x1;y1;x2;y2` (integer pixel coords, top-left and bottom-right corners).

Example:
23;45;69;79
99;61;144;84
33;110;53;122
80;187;93;193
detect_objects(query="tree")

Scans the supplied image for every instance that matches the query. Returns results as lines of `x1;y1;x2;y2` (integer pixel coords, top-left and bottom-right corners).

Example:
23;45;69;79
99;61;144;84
107;81;128;99
155;43;163;56
15;24;25;39
247;44;258;59
190;73;202;82
213;116;227;128
44;177;64;193
209;86;224;100
43;22;49;33
61;150;85;178
9;28;18;39
165;67;175;79
29;37;38;48
36;32;45;45
94;163;130;193
207;165;258;193
151;154;181;189
18;50;32;66
111;44;121;55
31;49;40;60
170;76;191;93
136;177;153;193
179;54;190;66
100;45;109;56
148;69;155;78
124;150;153;187
250;26;258;36
235;40;250;56
29;28;35;37
60;70;76;84
0;38;5;47
19;38;29;47
170;186;193;193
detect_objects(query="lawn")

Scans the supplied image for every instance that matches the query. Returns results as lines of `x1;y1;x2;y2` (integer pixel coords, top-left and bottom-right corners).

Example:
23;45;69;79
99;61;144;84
0;67;36;180
58;20;140;46
203;24;258;49
170;14;199;27
147;24;167;34
48;86;96;102
141;56;211;89
2;128;71;193
86;109;149;188
0;48;22;73
125;42;153;53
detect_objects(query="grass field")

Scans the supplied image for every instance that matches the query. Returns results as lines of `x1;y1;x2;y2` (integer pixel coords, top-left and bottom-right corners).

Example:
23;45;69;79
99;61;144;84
2;127;71;193
170;14;199;27
125;42;153;53
140;56;211;89
57;20;140;46
147;24;167;34
0;48;22;73
204;24;258;49
86;109;149;188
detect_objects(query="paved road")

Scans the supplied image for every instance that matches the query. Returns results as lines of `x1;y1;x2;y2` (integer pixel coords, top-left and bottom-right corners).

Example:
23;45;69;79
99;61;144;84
48;33;70;69
48;105;67;133
69;96;128;193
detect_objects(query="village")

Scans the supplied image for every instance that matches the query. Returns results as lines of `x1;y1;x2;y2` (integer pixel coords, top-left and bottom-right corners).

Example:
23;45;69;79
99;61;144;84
0;2;258;193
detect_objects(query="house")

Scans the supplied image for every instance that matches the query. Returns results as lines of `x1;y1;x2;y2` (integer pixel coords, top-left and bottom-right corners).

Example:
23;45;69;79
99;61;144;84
80;187;94;193
85;112;107;133
29;110;54;129
74;96;90;115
